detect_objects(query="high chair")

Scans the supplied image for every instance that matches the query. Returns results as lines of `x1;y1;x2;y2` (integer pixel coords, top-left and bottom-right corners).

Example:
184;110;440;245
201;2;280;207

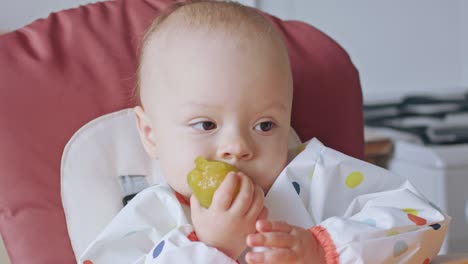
0;0;364;262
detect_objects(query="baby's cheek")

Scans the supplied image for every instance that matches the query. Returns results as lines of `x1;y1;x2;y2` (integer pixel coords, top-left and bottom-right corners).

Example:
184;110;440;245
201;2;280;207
252;166;282;194
261;174;277;194
179;183;193;197
166;174;192;196
160;162;192;196
265;152;288;189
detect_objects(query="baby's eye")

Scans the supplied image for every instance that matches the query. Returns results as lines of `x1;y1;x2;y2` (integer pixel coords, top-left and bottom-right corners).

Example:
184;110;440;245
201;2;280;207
254;121;275;132
191;121;217;131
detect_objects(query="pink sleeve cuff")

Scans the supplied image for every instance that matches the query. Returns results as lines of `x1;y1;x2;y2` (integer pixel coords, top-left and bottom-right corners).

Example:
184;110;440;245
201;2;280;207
309;226;339;264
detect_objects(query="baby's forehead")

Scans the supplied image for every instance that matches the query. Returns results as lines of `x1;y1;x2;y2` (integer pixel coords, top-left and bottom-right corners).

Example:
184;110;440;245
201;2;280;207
138;1;291;106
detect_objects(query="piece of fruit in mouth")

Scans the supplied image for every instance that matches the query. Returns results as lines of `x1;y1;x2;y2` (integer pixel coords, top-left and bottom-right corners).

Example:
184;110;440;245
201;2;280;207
187;156;239;208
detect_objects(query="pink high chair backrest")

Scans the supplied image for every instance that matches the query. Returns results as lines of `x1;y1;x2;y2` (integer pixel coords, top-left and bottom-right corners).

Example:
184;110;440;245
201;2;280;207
0;0;363;262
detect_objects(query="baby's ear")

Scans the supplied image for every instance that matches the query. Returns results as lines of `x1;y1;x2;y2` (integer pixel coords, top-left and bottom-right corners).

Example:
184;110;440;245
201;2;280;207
134;106;158;159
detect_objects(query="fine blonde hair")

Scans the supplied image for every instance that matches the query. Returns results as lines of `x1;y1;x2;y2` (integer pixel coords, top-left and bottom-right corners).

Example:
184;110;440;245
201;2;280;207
134;0;288;106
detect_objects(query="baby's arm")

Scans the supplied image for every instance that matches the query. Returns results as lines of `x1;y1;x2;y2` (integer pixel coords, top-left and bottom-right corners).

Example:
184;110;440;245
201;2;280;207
257;138;449;264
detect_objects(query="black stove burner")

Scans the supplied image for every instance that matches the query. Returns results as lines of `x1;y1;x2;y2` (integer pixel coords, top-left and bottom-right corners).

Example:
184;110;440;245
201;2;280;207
364;92;468;145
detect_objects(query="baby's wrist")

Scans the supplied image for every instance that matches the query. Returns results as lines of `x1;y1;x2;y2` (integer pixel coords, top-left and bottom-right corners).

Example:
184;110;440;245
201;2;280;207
195;231;242;261
218;243;244;261
309;226;339;264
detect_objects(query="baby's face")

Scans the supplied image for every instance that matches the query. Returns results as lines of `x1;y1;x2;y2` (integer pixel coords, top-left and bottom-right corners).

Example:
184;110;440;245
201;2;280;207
137;31;292;197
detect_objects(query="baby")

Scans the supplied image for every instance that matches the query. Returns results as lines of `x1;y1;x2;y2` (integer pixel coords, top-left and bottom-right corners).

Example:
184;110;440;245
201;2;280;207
135;1;309;262
80;1;449;263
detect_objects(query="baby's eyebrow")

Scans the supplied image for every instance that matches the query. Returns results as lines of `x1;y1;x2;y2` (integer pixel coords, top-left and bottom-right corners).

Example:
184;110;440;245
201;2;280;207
181;102;222;110
261;101;288;113
180;101;289;114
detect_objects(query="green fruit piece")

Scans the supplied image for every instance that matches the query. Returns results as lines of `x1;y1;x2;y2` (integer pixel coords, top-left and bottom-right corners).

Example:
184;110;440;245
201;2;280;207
187;156;239;208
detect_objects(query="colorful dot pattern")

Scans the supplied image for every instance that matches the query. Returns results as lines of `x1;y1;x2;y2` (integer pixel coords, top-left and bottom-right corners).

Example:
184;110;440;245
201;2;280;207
362;218;376;227
408;213;427;226
403;208;418;216
292;181;301;195
393;240;408;257
295;167;437;261
82;147;444;264
345;171;364;189
153;240;165;258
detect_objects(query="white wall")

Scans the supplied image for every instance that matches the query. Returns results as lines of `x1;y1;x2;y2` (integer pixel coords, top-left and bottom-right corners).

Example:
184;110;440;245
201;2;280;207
0;0;256;31
0;0;103;30
461;1;468;87
1;0;467;101
259;0;468;103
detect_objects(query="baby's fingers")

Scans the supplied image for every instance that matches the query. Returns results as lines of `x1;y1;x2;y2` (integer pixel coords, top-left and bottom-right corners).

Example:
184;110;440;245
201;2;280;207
256;219;293;233
230;172;254;214
211;171;239;210
246;232;294;248
245;248;295;264
245;185;264;219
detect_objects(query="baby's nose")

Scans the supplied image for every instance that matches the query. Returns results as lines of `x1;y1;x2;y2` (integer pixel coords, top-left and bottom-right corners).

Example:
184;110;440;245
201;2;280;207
216;133;254;162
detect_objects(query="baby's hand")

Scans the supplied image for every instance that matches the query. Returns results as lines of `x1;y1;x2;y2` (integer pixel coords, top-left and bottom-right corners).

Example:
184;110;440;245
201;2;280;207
191;172;268;261
245;220;325;264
